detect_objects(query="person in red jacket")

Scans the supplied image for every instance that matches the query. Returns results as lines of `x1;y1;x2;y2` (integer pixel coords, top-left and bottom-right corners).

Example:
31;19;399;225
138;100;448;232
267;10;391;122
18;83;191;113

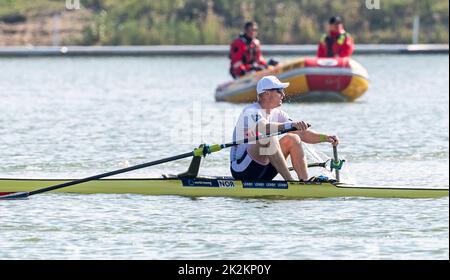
229;21;277;79
317;16;354;58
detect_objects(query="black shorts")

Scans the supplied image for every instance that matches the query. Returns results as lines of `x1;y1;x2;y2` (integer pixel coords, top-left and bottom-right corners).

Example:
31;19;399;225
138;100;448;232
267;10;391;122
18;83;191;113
231;152;278;181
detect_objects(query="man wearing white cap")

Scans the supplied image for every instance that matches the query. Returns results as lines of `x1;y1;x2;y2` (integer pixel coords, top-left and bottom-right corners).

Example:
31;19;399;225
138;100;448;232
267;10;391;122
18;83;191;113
230;75;339;181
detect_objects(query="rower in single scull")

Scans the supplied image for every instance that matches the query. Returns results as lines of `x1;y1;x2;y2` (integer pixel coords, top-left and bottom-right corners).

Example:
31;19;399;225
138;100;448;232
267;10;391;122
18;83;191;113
230;75;339;181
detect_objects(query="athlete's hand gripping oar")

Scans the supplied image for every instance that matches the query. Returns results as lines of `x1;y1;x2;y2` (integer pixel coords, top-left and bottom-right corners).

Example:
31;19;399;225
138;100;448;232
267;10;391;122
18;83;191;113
0;126;302;200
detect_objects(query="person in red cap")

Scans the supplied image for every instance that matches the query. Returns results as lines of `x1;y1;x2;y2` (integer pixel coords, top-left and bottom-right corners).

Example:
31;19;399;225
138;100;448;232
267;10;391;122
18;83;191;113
229;21;277;79
317;16;354;58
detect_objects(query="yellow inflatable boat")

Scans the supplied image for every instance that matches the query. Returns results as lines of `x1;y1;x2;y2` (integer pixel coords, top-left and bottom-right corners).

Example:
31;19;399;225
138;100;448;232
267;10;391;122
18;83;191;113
215;57;369;103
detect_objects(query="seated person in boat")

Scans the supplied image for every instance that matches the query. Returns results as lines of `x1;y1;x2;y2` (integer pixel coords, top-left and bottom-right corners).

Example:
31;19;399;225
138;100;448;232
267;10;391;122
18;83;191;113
230;76;339;181
229;21;278;79
317;16;354;58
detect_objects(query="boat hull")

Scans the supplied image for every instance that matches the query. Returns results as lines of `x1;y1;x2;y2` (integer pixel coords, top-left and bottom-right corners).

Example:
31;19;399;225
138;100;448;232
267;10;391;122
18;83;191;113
0;177;448;199
215;57;369;103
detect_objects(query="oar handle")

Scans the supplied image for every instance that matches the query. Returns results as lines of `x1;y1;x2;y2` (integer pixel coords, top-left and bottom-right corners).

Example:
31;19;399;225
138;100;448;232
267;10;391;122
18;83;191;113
333;146;340;182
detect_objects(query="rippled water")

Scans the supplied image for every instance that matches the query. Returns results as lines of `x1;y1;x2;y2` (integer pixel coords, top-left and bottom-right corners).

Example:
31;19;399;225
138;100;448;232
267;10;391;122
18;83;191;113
0;54;448;259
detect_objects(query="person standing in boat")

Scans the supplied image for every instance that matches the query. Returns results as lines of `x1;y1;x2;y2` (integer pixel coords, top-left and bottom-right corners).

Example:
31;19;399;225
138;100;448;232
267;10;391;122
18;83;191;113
229;21;278;79
230;75;339;181
317;16;354;58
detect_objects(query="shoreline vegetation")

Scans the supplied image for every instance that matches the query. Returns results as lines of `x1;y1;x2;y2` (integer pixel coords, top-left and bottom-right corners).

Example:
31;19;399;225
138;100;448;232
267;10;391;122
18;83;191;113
0;0;448;46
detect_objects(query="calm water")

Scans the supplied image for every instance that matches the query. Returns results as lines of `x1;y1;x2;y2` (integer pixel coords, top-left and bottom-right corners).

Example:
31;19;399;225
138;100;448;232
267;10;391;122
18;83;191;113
0;54;448;259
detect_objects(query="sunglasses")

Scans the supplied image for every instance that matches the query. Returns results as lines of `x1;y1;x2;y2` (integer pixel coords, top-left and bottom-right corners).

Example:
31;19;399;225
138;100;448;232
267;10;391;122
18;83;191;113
268;88;285;95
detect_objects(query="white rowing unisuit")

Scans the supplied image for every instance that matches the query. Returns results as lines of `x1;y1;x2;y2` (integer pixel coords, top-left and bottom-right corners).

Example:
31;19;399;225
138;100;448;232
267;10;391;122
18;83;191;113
230;102;292;172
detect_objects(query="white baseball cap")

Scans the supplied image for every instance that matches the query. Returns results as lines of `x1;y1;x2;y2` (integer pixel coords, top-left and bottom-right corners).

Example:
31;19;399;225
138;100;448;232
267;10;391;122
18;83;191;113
256;75;290;95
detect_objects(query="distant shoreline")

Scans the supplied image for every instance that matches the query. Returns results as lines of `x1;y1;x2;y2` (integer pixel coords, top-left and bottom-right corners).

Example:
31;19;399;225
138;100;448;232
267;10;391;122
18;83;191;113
0;44;448;57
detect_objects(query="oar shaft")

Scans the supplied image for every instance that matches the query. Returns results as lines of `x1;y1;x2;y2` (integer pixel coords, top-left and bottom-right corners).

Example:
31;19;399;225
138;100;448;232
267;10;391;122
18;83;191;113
31;128;303;195
3;126;304;199
29;151;194;196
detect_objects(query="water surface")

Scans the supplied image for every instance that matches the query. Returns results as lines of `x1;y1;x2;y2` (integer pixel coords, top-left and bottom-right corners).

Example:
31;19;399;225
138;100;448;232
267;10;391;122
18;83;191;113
0;54;448;259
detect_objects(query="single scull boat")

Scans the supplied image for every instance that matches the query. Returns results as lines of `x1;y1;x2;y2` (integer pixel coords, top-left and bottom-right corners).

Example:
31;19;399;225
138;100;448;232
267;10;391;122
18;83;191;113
0;176;448;199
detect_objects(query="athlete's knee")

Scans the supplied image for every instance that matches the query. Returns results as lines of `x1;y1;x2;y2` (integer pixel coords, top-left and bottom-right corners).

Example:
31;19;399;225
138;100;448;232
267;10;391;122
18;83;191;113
284;133;302;147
